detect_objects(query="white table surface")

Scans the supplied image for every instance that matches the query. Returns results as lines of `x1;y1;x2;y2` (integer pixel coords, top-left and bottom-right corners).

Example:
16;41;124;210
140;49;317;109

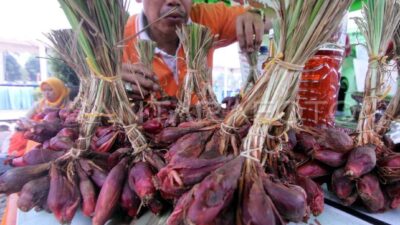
18;204;373;225
19;186;399;225
323;185;400;225
17;209;92;225
131;205;372;225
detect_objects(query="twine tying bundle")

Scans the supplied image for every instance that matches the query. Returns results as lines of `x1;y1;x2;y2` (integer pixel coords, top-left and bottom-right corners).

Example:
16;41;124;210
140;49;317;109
220;123;238;136
240;146;262;162
69;148;82;160
123;124;148;155
264;53;305;72
86;57;121;83
255;112;285;126
83;113;116;118
187;69;199;74
368;54;389;64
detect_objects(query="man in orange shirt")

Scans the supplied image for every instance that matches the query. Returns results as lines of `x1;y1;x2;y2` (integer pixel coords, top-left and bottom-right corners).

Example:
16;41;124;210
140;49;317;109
122;0;268;100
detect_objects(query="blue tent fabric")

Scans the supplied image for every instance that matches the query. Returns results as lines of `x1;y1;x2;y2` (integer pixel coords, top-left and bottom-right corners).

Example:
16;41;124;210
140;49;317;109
8;86;23;109
0;87;11;110
0;86;34;110
21;87;34;109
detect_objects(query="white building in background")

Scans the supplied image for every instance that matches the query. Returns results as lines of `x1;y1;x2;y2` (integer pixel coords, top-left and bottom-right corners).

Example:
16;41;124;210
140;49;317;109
212;43;243;102
0;38;48;83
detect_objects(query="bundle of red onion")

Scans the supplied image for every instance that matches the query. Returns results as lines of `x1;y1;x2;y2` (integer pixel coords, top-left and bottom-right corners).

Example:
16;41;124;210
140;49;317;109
284;33;400;210
30;1;150;223
164;2;353;224
242;0;352;169
175;24;221;121
136;23;239;206
238;0;351;223
354;0;400;147
377;153;400;184
166;153;318;225
0;24;114;223
293;126;400;212
315;0;400;213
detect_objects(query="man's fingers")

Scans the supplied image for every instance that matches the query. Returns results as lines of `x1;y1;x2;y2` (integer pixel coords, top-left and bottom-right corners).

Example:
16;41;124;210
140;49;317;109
122;63;158;81
236;18;246;51
236;12;265;53
244;19;255;52
129;83;150;98
136;74;158;90
122;63;160;90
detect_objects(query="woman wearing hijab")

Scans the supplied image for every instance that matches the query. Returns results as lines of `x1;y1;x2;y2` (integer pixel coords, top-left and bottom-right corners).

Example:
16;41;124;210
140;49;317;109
7;77;70;157
27;77;70;119
1;77;70;225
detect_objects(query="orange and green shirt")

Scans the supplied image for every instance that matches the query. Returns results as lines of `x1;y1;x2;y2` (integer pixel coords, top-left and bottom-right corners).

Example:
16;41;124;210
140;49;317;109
123;2;246;98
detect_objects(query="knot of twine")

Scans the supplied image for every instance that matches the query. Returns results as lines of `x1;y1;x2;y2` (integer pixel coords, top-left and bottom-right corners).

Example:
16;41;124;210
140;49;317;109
357;129;376;134
187;69;199;74
69;148;82;160
77;137;91;142
134;144;148;155
358;113;376;120
232;106;250;121
86;57;121;83
266;53;305;71
369;54;389;65
255;112;284;126
83;113;116;118
124;124;138;136
220;123;238;135
123;124;148;154
75;137;92;150
222;107;250;135
240;146;261;162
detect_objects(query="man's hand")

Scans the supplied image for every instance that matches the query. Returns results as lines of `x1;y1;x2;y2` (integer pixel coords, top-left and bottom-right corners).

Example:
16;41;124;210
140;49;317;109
236;11;264;53
122;63;161;100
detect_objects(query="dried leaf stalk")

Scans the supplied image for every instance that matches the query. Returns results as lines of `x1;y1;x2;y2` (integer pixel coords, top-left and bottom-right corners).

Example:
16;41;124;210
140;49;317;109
45;29;90;110
45;29;98;151
241;51;260;94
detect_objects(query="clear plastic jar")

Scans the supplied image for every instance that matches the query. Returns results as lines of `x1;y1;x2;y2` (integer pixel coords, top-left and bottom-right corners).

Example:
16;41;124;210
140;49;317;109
299;49;344;127
299;13;348;127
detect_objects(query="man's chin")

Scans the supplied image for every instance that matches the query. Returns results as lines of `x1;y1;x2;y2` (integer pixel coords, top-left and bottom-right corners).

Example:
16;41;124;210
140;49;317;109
163;17;186;26
153;20;186;37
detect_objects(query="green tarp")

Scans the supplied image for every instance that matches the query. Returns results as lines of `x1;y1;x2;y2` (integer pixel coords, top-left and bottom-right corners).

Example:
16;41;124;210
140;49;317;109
193;0;231;6
350;0;367;11
193;0;365;11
